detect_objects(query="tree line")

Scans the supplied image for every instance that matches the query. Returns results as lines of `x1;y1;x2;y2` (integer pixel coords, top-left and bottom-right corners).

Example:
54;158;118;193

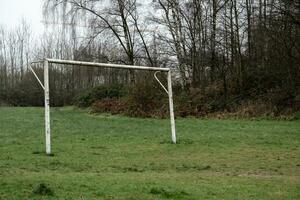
0;0;299;117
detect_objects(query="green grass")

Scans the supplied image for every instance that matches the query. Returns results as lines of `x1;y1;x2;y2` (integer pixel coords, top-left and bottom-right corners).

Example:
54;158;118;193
0;107;299;199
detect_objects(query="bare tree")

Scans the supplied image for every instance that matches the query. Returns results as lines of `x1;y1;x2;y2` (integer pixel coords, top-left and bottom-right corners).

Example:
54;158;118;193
44;0;156;83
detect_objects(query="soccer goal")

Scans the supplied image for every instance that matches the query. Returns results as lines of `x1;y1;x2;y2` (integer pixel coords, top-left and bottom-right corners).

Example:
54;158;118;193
30;58;176;155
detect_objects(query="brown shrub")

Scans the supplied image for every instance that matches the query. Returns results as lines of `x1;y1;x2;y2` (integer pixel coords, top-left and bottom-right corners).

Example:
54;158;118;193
91;97;125;114
86;82;299;119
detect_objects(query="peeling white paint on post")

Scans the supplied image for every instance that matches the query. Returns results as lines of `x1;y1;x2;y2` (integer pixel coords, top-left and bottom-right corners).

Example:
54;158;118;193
44;60;51;154
167;70;176;143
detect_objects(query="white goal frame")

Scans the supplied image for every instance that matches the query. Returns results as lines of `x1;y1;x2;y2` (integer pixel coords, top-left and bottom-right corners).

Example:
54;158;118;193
30;58;176;155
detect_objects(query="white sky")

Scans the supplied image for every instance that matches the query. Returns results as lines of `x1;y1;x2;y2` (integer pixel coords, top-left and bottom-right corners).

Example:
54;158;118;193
0;0;44;35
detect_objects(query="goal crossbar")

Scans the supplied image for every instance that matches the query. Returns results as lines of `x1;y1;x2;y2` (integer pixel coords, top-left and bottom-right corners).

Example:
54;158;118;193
47;58;170;72
30;58;176;155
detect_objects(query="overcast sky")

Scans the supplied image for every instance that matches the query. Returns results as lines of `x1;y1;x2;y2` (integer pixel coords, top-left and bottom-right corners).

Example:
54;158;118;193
0;0;160;37
0;0;44;35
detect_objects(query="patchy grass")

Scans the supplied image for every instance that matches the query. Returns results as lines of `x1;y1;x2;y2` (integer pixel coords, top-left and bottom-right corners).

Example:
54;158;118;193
0;107;299;199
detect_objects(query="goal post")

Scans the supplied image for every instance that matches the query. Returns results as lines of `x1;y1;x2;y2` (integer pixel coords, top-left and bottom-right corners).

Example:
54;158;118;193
30;58;177;155
44;60;51;154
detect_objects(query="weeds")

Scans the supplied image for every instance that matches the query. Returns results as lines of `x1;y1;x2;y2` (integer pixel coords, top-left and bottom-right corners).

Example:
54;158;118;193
150;187;189;198
32;183;54;196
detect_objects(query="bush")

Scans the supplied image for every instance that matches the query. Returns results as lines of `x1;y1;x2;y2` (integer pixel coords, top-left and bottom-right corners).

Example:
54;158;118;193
4;77;44;106
123;83;165;117
74;84;125;107
79;81;300;119
90;83;168;118
91;97;125;114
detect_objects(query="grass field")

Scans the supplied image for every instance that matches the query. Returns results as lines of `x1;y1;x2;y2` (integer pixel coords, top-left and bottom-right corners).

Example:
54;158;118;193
0;107;299;199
